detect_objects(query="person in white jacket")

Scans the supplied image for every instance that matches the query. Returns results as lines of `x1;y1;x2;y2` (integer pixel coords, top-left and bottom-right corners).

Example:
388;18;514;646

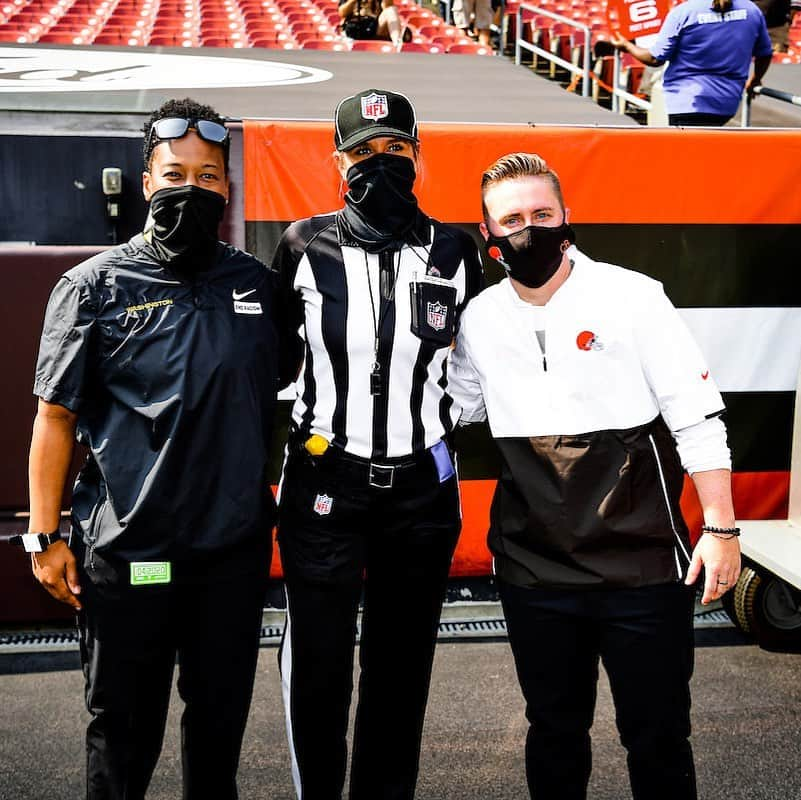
448;152;740;800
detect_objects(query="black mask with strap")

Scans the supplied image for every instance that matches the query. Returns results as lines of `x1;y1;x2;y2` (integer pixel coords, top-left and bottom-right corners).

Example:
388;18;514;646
339;153;419;253
144;185;226;275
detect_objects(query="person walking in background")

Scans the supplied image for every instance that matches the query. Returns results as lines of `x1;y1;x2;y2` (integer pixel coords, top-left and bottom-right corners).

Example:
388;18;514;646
754;0;791;52
272;88;484;800
339;0;407;45
613;0;773;125
15;98;279;800
448;152;740;800
452;0;493;46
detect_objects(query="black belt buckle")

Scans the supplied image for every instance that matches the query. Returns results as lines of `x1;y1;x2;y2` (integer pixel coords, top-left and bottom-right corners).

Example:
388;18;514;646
368;463;394;489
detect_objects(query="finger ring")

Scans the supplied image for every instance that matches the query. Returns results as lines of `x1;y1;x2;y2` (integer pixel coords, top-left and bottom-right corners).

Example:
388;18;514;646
717;580;729;585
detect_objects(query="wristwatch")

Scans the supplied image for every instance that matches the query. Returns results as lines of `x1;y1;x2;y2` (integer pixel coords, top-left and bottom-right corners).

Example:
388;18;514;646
9;530;62;553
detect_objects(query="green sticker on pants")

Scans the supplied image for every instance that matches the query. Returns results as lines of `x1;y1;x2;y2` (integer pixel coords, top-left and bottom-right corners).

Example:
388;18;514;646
130;561;171;586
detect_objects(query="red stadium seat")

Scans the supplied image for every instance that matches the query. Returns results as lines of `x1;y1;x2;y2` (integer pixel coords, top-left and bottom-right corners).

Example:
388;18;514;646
619;51;644;96
532;15;555;49
289;20;320;32
404;12;435;28
275;0;312;11
300;37;348;49
0;28;32;41
400;40;442;53
250;30;293;45
291;27;325;41
93;31;141;44
201;35;247;46
9;12;55;24
38;31;88;42
47;23;97;37
430;34;471;47
148;33;183;45
447;41;493;54
416;23;455;39
349;38;396;52
285;9;322;23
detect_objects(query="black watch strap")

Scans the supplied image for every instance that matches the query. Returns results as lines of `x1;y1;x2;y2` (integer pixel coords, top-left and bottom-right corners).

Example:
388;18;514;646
9;530;62;553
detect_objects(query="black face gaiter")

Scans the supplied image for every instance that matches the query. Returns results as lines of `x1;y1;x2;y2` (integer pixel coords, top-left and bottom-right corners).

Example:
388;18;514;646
340;153;419;253
144;185;226;275
486;222;576;288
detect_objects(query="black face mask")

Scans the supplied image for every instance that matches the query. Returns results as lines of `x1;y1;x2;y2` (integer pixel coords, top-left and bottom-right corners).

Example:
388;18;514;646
340;153;419;252
145;185;226;274
486;222;576;288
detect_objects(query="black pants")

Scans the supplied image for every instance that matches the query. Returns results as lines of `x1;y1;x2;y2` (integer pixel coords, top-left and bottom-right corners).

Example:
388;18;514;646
78;569;267;800
277;450;461;800
668;112;732;126
498;580;697;800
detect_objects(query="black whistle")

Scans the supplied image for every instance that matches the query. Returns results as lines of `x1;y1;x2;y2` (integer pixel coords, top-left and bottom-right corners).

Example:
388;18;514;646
370;369;382;396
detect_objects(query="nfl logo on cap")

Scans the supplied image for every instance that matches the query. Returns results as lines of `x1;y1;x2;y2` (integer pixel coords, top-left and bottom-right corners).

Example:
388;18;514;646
361;92;389;121
427;301;447;332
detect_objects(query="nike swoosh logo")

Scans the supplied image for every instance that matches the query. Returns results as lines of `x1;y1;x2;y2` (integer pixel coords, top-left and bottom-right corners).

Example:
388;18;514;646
701;371;709;380
232;289;256;301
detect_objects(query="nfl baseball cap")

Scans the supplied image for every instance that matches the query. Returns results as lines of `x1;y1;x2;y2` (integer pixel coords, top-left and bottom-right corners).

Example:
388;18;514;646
334;89;419;152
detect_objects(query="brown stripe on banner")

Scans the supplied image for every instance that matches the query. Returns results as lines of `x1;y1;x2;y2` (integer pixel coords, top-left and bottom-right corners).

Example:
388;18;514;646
244;121;801;225
266;472;790;578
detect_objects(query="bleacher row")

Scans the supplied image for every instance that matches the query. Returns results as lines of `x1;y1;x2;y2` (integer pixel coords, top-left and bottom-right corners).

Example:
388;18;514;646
0;0;495;51
1;0;797;86
508;0;799;105
503;0;649;104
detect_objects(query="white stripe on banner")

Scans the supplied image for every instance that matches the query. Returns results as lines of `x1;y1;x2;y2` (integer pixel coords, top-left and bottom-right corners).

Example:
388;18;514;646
282;308;801;398
679;308;801;393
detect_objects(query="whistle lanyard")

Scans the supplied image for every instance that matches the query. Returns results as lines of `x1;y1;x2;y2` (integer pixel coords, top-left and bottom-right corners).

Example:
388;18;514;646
364;249;401;396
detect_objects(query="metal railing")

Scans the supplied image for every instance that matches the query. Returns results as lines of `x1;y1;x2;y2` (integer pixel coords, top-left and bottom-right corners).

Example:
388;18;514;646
741;85;801;127
514;3;591;98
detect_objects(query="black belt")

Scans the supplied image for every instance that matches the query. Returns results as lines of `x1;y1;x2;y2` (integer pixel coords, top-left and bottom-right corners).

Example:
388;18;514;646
334;448;434;489
292;439;435;489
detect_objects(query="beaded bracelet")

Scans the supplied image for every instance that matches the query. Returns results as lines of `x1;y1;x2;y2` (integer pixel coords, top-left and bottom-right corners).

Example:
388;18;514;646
701;525;741;540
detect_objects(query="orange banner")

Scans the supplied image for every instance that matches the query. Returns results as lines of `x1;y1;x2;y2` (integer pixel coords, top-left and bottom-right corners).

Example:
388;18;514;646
244;120;801;225
269;472;790;578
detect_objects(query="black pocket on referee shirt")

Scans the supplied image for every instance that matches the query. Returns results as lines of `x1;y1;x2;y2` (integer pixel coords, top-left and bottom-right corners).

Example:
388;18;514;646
410;280;457;347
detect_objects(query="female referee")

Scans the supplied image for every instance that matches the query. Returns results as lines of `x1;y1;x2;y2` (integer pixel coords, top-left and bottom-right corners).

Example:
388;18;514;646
272;88;484;800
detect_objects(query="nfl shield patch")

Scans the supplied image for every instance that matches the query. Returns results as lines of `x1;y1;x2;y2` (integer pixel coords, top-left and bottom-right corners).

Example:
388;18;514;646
361;92;388;121
313;493;333;515
427;301;447;332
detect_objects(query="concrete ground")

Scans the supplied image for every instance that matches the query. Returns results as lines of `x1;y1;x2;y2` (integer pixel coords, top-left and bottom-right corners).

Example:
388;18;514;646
1;632;800;799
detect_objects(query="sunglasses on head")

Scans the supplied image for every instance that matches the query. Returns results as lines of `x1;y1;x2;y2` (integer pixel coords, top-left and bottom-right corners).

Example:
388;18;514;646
145;117;229;162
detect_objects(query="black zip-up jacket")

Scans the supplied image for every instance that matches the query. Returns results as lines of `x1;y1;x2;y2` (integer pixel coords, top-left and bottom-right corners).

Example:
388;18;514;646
34;234;279;584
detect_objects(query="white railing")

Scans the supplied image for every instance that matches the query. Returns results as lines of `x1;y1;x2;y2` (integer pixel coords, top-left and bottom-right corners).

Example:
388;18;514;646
514;3;590;98
741;85;801;127
514;5;655;112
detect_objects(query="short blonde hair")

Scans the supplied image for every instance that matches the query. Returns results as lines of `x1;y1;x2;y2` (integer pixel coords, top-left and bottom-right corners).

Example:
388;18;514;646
480;153;565;218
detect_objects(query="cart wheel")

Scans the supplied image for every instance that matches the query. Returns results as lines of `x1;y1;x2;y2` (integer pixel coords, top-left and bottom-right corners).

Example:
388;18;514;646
731;567;801;652
729;567;760;635
721;578;750;636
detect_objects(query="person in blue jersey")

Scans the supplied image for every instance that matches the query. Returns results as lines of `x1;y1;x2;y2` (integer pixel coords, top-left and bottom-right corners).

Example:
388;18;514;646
613;0;773;125
16;98;279;800
448;152;741;800
272;88;484;800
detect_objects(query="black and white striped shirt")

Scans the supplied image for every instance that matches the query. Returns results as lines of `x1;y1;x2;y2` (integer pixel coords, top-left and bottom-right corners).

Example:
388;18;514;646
274;211;484;459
